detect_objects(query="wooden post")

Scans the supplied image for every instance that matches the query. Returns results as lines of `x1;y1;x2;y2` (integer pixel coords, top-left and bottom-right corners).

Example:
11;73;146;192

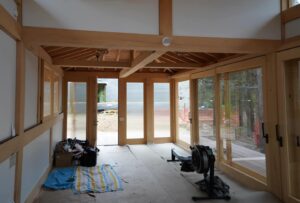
190;79;199;145
145;79;154;144
118;79;127;145
14;41;25;203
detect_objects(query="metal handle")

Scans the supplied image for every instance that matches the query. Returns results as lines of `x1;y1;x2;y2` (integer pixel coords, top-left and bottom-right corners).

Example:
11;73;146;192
261;123;269;144
275;124;283;147
297;136;300;147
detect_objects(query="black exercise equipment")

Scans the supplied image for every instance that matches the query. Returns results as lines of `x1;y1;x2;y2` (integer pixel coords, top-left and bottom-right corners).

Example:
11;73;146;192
167;145;230;201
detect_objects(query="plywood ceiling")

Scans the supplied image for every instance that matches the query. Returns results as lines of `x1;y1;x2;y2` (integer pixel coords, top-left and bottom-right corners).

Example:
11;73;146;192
43;46;241;73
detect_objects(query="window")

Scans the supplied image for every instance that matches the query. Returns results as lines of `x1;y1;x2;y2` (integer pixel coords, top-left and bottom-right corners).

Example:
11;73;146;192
154;83;171;138
198;77;216;152
178;80;191;144
67;82;87;140
290;0;300;7
127;83;144;139
43;67;52;118
220;68;266;176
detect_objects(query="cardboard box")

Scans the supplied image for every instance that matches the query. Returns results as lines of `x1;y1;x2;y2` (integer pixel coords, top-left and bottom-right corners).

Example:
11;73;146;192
54;142;73;167
55;152;73;167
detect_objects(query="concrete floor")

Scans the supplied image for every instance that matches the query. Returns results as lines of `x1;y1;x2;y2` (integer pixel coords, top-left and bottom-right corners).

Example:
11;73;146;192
35;144;282;203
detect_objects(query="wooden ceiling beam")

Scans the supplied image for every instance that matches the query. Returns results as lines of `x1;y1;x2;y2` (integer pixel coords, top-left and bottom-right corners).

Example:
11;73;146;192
159;0;172;36
22;27;281;54
119;51;165;78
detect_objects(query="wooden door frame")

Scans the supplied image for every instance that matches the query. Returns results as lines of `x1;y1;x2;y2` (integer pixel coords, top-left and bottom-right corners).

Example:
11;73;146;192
276;46;300;203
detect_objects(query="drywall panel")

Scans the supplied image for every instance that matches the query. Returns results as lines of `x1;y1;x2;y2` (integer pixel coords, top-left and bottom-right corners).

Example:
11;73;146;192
23;0;158;34
24;49;39;130
285;18;300;39
21;130;50;203
0;30;16;142
173;0;281;39
0;0;18;20
0;156;15;203
59;76;62;113
51;120;63;156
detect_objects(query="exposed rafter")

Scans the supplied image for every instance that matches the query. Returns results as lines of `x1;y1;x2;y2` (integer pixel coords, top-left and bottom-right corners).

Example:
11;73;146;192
120;51;166;78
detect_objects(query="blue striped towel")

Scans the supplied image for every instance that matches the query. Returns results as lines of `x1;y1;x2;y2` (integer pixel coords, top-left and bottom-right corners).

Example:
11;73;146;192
74;164;123;193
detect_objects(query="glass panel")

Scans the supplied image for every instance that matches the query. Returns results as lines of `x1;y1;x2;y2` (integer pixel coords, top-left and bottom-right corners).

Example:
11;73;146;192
127;83;144;139
290;0;300;7
178;80;191;144
154;83;171;138
97;79;118;145
221;68;266;176
67;82;87;140
43;68;52;117
285;59;300;199
53;75;59;114
198;77;216;153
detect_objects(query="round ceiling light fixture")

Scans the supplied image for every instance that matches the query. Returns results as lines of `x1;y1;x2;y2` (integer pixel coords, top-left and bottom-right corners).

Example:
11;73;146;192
162;37;171;47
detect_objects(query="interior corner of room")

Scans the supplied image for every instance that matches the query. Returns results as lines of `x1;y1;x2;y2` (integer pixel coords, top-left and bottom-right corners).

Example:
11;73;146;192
0;0;300;203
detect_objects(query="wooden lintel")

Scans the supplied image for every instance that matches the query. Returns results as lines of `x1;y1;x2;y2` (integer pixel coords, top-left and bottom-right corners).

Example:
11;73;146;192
24;43;53;64
22;27;281;54
119;51;165;78
53;59;130;69
0;5;21;40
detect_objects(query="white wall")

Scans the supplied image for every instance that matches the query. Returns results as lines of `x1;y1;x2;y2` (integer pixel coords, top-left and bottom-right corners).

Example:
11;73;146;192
21;130;50;203
0;0;18;20
285;18;300;39
0;30;16;142
51;120;63;156
173;0;281;39
24;50;39;130
0;156;15;203
23;0;159;34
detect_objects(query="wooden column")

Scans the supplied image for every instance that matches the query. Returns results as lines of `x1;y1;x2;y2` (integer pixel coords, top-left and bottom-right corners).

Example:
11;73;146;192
14;41;25;203
190;79;199;145
118;79;126;145
159;0;173;36
170;79;177;143
145;79;154;144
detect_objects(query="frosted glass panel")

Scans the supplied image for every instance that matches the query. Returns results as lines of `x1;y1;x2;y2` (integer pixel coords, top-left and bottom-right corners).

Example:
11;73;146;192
178;80;190;144
127;83;144;139
43;68;51;117
67;82;87;140
154;83;171;138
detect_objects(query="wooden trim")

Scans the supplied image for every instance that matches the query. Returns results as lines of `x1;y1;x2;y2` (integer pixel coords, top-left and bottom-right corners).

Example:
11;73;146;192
0;5;21;40
22;27;281;53
214;75;222;163
176;140;191;151
62;78;68;140
153;137;172;144
216;56;266;74
126;139;147;145
282;4;300;23
159;0;172;36
25;166;52;203
120;51;165;78
23;114;64;146
219;162;267;191
191;69;216;79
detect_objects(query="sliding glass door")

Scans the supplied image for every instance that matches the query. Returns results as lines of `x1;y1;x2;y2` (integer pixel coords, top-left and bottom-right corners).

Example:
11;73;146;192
126;82;144;140
198;77;216;152
220;68;266;177
177;80;191;145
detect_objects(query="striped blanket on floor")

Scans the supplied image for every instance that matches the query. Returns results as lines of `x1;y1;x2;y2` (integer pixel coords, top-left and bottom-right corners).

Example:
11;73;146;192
74;164;123;193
